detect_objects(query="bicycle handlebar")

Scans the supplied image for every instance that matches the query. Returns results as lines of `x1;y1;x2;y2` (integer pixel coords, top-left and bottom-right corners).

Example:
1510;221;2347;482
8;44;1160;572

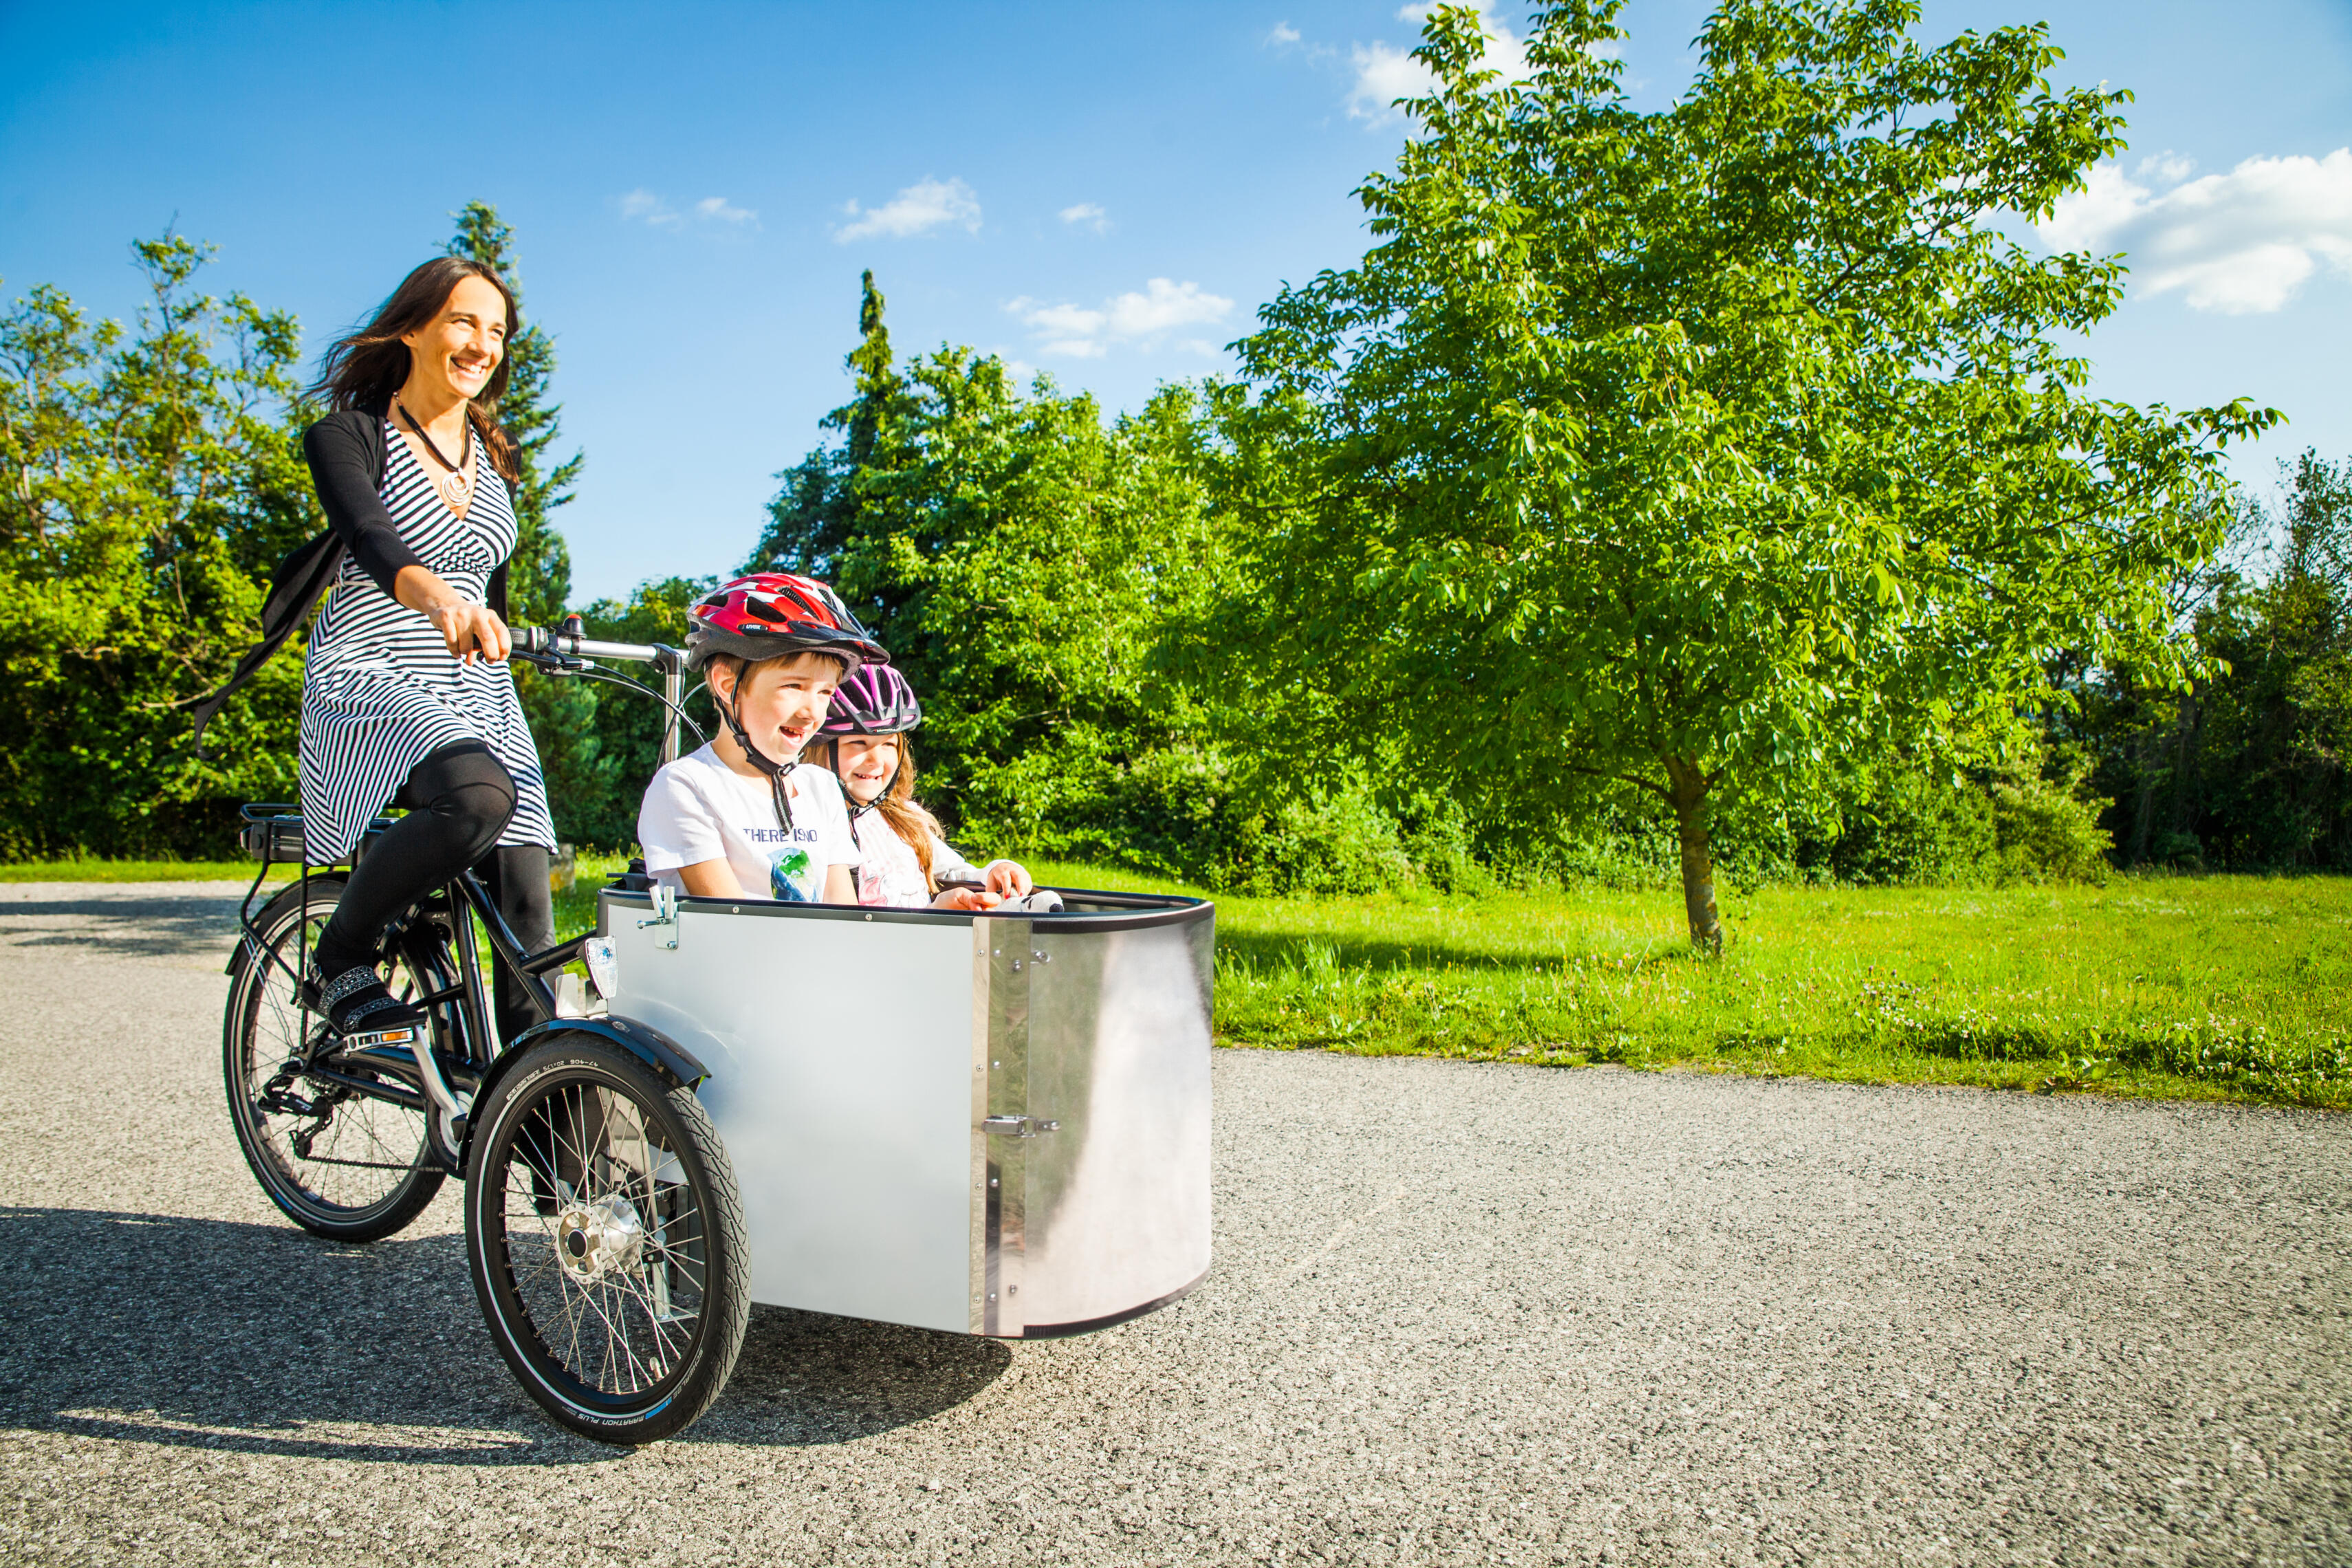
510;624;680;671
510;624;705;756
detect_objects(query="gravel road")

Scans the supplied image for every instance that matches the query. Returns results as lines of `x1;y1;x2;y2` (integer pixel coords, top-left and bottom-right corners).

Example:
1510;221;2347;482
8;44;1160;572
0;881;2344;1567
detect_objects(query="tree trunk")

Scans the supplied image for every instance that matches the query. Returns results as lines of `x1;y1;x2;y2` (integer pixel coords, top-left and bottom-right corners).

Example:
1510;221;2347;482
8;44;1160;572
1665;757;1722;955
2127;723;2157;866
2167;684;2202;848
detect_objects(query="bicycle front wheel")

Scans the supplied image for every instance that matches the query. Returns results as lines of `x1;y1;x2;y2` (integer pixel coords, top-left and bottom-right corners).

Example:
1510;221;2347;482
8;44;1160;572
222;877;446;1241
464;1035;750;1445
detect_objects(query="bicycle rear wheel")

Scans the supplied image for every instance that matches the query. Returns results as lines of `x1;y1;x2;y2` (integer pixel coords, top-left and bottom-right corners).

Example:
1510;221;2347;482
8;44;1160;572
223;877;446;1241
464;1034;749;1445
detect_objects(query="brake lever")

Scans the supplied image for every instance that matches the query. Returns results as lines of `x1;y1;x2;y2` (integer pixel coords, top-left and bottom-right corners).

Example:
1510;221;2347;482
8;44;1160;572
509;649;587;674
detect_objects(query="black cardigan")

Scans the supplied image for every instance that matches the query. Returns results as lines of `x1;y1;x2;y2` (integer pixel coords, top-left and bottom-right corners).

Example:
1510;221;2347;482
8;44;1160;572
186;404;512;754
302;404;511;614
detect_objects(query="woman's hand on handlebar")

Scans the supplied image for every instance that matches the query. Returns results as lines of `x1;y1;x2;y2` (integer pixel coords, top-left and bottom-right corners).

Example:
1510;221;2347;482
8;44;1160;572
427;600;511;664
393;565;510;664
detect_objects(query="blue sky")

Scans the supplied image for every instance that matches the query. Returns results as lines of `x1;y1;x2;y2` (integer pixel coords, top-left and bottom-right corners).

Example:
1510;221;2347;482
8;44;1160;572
4;0;2347;604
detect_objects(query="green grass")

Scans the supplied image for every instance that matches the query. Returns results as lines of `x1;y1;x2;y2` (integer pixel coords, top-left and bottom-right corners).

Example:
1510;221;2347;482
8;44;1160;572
19;849;2346;1109
553;849;639;931
1036;862;2352;1111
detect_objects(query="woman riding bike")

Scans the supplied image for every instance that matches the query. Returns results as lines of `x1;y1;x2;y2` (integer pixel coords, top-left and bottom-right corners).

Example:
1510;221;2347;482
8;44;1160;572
295;257;555;1047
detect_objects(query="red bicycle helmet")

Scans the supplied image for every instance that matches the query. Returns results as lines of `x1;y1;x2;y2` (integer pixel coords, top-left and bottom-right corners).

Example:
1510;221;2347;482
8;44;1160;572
685;573;888;676
819;664;924;737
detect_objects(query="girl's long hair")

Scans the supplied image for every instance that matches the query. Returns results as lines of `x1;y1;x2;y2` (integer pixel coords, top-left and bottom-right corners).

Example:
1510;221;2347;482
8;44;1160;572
309;257;522;484
815;734;942;891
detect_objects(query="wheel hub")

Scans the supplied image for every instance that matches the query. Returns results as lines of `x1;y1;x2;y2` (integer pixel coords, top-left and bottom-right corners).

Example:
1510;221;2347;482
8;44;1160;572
553;1193;646;1284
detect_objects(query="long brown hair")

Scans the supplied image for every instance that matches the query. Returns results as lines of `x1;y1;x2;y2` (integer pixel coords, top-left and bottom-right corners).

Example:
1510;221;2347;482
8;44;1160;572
311;257;522;483
813;733;942;890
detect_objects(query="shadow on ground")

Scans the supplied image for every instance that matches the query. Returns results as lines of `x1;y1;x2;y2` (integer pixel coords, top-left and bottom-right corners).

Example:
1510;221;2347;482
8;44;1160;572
0;1207;1007;1461
0;895;254;961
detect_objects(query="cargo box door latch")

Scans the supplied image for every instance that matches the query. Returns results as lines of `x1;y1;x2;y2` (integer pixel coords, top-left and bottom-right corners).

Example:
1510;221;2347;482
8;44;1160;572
637;884;679;950
981;1115;1059;1137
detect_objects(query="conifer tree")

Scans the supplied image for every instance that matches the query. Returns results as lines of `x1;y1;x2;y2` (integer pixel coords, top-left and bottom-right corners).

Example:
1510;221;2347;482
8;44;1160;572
446;202;613;840
745;270;902;580
446;202;581;626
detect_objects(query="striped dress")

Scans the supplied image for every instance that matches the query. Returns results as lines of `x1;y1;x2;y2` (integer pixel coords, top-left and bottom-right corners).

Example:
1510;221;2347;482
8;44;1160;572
296;420;555;865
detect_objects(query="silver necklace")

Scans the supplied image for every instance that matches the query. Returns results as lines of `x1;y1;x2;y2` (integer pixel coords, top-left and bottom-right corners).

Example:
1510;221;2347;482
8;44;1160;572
396;400;475;512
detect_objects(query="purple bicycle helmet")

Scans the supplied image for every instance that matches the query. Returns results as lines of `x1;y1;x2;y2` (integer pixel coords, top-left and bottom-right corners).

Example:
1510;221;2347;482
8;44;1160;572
820;663;924;736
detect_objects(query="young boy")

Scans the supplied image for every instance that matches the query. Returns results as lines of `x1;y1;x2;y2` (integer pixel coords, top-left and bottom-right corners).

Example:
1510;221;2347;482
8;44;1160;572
635;574;886;902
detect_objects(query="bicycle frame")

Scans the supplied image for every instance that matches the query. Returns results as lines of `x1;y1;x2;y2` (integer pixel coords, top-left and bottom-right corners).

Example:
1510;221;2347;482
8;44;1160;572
232;622;691;1153
236;814;586;1124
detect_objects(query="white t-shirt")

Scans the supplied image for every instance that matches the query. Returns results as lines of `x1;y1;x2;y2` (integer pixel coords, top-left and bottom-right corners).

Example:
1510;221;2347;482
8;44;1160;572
638;743;857;902
849;810;979;909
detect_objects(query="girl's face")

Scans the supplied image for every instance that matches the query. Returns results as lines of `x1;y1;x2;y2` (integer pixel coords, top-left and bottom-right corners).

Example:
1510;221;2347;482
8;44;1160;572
834;734;902;805
718;653;842;761
399;274;508;404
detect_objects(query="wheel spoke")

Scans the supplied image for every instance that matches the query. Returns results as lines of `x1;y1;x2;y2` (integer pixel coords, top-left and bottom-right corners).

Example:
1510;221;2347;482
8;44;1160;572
227;890;445;1240
482;1051;737;1410
237;906;433;1214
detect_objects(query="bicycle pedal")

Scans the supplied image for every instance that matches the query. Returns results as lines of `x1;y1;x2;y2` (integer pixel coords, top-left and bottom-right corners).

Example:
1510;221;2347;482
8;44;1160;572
342;1022;422;1050
257;1069;319;1118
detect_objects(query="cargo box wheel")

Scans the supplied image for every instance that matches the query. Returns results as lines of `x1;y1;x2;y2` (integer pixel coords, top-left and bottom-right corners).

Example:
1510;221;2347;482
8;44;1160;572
464;1034;749;1444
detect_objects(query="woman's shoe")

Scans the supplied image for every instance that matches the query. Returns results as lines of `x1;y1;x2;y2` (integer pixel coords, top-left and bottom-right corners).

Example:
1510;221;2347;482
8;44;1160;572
309;964;427;1043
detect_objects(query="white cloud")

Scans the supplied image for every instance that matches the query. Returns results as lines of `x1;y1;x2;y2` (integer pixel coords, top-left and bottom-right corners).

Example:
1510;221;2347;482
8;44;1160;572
2040;148;2352;314
1348;41;1430;122
1058;202;1111;233
836;177;982;243
1347;3;1528;125
1267;21;1301;45
1005;277;1234;358
2137;150;2197;184
621;189;756;230
620;188;682;229
694;195;756;225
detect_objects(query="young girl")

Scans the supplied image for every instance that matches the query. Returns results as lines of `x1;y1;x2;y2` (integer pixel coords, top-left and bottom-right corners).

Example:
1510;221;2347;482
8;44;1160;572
636;573;882;903
809;664;1037;911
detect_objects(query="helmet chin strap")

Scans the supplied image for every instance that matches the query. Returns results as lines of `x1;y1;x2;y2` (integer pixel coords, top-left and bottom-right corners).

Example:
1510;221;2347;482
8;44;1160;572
831;734;894;824
712;676;798;831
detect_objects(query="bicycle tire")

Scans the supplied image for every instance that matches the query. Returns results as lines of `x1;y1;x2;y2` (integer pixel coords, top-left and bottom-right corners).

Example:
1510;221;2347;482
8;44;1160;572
464;1035;750;1445
222;877;446;1241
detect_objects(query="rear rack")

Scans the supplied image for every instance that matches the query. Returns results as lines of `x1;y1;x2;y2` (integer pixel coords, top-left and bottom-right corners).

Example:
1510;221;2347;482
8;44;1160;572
236;803;398;867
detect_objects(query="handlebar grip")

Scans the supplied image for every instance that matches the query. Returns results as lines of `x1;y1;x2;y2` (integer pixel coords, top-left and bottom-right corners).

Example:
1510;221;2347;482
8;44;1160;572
507;626;677;670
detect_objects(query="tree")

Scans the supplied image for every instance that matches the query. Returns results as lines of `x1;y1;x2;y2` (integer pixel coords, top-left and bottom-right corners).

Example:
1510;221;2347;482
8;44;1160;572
2164;453;2352;867
1227;0;2276;948
831;351;1234;854
751;278;1245;868
446;202;581;624
445;202;614;842
745;269;904;585
567;574;721;850
0;236;316;856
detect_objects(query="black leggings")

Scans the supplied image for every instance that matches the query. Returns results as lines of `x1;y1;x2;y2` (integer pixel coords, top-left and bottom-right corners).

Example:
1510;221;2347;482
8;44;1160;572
314;741;554;1042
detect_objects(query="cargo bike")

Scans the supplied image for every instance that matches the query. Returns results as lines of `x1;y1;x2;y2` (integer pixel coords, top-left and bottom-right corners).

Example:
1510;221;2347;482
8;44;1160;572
221;624;1214;1444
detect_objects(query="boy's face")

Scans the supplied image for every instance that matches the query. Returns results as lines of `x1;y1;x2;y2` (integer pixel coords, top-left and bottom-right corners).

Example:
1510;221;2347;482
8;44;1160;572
724;652;843;761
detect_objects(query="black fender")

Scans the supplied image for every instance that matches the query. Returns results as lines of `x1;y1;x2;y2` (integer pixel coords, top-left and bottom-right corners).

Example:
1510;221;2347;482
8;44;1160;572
476;1016;711;1116
224;875;349;977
